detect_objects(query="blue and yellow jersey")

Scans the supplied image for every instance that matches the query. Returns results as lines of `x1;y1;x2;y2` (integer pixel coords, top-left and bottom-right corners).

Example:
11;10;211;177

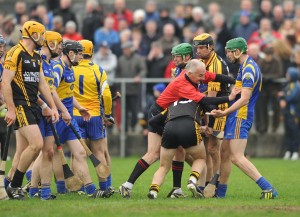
0;61;3;82
172;66;182;78
199;52;230;96
229;56;262;122
52;59;75;115
41;55;55;93
73;59;112;116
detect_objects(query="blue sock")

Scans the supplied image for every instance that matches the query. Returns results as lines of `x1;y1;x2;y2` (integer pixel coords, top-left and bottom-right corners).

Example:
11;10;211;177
41;184;51;200
25;170;32;182
29;187;39;197
85;183;96;195
56;180;67;194
107;174;112;188
199;186;205;191
216;184;227;198
256;177;273;191
4;177;11;190
99;181;107;190
78;185;85;192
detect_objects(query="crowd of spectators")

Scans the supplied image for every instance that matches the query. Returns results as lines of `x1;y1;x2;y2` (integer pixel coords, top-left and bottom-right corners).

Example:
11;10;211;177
0;0;300;159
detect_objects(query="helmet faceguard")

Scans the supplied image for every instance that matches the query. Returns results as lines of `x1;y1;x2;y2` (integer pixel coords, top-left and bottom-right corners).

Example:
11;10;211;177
225;37;248;63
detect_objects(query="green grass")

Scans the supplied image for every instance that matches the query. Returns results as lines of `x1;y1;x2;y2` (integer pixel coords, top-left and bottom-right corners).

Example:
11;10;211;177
1;157;300;217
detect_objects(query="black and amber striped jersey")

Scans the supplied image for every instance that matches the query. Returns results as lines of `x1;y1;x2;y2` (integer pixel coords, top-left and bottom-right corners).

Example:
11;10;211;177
4;41;42;107
167;99;203;125
199;52;230;96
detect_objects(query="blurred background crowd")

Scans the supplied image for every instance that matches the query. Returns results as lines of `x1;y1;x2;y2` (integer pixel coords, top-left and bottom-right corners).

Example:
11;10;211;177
0;0;300;159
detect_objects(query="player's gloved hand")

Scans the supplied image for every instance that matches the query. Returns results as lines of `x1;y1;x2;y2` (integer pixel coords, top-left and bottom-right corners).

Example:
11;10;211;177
105;114;115;125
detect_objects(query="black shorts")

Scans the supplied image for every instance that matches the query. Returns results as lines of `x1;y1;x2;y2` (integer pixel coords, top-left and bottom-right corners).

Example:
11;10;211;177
15;105;40;129
148;103;164;133
162;117;202;149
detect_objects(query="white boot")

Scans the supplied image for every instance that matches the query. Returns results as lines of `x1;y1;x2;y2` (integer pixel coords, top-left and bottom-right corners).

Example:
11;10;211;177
283;151;291;160
291;152;299;160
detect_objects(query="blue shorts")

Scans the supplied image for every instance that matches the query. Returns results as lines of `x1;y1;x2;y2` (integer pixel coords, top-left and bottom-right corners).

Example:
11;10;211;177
38;110;53;138
56;118;82;144
74;116;106;140
224;117;253;139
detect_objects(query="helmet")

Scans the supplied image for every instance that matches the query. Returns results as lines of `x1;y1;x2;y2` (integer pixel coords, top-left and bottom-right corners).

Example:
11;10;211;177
79;40;93;55
193;33;214;47
43;31;62;48
22;21;45;38
62;40;83;55
171;43;193;57
0;34;6;44
225;37;248;54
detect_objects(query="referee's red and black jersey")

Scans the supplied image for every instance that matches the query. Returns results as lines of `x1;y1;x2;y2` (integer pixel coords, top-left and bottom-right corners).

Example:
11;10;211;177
4;41;42;107
167;99;203;125
156;70;216;109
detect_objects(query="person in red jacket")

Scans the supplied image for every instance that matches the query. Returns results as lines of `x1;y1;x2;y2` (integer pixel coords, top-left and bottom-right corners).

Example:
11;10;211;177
109;0;133;31
119;59;238;198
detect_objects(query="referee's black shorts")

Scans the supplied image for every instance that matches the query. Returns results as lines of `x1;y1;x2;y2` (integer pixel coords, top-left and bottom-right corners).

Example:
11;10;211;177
162;117;202;149
148;103;164;134
15;105;40;129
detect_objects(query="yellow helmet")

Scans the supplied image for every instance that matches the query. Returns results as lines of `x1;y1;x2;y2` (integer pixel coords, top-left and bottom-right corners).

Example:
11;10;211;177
43;31;62;48
193;33;214;47
22;21;45;38
79;40;93;55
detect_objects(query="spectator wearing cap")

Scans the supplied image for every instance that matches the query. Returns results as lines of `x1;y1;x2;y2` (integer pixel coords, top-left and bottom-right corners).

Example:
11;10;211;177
280;67;300;160
233;10;258;41
131;9;146;33
93;41;118;88
94;16;120;49
62;21;83;41
116;41;147;132
109;0;133;31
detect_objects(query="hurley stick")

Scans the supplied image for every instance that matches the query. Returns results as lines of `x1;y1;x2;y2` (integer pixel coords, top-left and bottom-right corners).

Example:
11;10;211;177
50;121;83;191
69;123;110;179
0;125;13;200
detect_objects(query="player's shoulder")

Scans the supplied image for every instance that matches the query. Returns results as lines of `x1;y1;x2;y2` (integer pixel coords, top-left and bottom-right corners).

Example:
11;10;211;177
5;44;23;60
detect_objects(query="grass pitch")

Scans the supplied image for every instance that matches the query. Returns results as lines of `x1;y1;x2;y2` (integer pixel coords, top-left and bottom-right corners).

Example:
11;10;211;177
0;157;300;217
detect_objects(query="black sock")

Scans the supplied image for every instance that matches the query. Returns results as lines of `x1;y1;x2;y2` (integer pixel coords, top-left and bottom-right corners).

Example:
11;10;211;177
128;158;150;184
172;161;184;188
11;169;25;188
205;181;209;187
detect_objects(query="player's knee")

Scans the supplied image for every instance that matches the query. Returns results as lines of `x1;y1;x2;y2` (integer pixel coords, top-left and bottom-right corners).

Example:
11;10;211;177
74;150;88;160
43;148;54;161
207;145;219;156
230;155;241;166
30;142;43;155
